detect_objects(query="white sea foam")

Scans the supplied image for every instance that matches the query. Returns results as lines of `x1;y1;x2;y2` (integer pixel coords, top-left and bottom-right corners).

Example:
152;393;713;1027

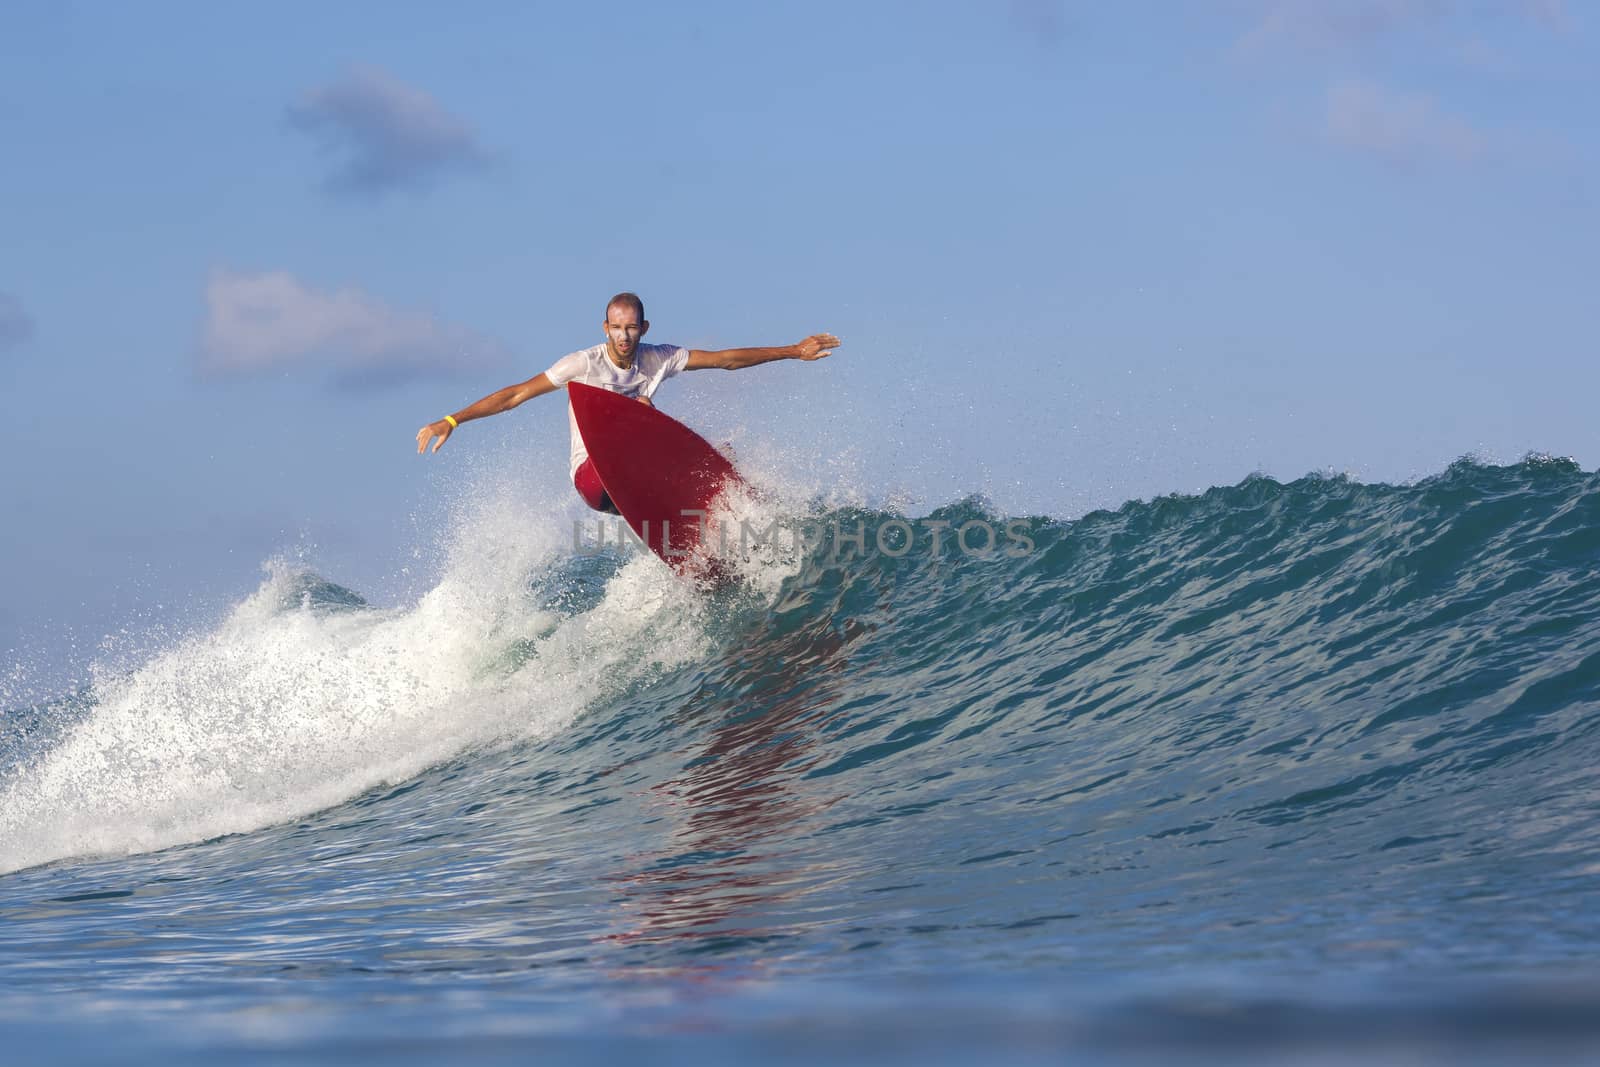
0;486;718;875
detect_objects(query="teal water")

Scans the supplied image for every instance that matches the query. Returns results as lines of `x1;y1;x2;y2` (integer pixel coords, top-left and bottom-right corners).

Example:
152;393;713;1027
2;457;1598;1062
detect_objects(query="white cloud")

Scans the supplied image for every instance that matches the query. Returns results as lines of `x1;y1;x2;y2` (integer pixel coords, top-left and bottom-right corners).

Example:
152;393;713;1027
1325;80;1489;164
1522;0;1570;31
200;269;506;385
288;66;488;196
1009;0;1073;48
1238;0;1566;53
1237;0;1447;55
0;292;34;351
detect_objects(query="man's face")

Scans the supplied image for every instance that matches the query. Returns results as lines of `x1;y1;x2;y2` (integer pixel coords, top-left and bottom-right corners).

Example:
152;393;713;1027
603;304;648;363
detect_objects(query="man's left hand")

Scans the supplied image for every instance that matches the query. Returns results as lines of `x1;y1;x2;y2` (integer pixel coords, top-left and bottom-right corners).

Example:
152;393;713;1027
794;333;841;361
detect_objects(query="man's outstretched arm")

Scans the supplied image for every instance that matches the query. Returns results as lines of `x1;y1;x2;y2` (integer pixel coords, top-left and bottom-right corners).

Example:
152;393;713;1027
685;333;841;371
415;373;560;454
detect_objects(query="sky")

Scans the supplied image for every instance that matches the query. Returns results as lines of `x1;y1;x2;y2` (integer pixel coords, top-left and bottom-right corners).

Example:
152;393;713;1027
1;0;1595;690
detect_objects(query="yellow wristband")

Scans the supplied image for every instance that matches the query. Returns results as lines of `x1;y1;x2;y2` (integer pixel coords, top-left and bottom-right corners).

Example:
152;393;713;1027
444;415;458;429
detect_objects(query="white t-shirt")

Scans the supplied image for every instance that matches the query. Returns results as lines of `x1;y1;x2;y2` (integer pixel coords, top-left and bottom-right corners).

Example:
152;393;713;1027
544;343;691;478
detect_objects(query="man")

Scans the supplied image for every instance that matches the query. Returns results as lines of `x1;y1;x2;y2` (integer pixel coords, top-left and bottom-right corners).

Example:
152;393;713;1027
416;292;840;513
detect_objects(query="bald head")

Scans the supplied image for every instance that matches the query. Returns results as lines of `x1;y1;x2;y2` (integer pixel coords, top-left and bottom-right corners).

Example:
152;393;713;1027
606;291;644;321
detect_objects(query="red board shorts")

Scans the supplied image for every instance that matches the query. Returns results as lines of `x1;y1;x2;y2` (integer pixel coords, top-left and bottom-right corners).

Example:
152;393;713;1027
573;458;619;515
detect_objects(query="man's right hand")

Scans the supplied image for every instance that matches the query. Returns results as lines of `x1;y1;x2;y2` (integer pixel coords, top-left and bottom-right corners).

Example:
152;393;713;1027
416;419;454;454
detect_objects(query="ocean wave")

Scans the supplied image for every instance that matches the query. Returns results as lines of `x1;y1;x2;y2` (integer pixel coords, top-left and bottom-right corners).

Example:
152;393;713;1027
3;457;1598;909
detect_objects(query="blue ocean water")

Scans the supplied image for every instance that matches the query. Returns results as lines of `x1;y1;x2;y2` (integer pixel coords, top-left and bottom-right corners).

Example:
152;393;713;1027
3;457;1599;1063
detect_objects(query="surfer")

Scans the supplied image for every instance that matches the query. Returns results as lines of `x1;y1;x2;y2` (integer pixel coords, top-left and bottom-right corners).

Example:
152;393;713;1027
415;292;839;513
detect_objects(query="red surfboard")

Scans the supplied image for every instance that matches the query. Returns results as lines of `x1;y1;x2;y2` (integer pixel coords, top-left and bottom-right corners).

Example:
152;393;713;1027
567;381;742;573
